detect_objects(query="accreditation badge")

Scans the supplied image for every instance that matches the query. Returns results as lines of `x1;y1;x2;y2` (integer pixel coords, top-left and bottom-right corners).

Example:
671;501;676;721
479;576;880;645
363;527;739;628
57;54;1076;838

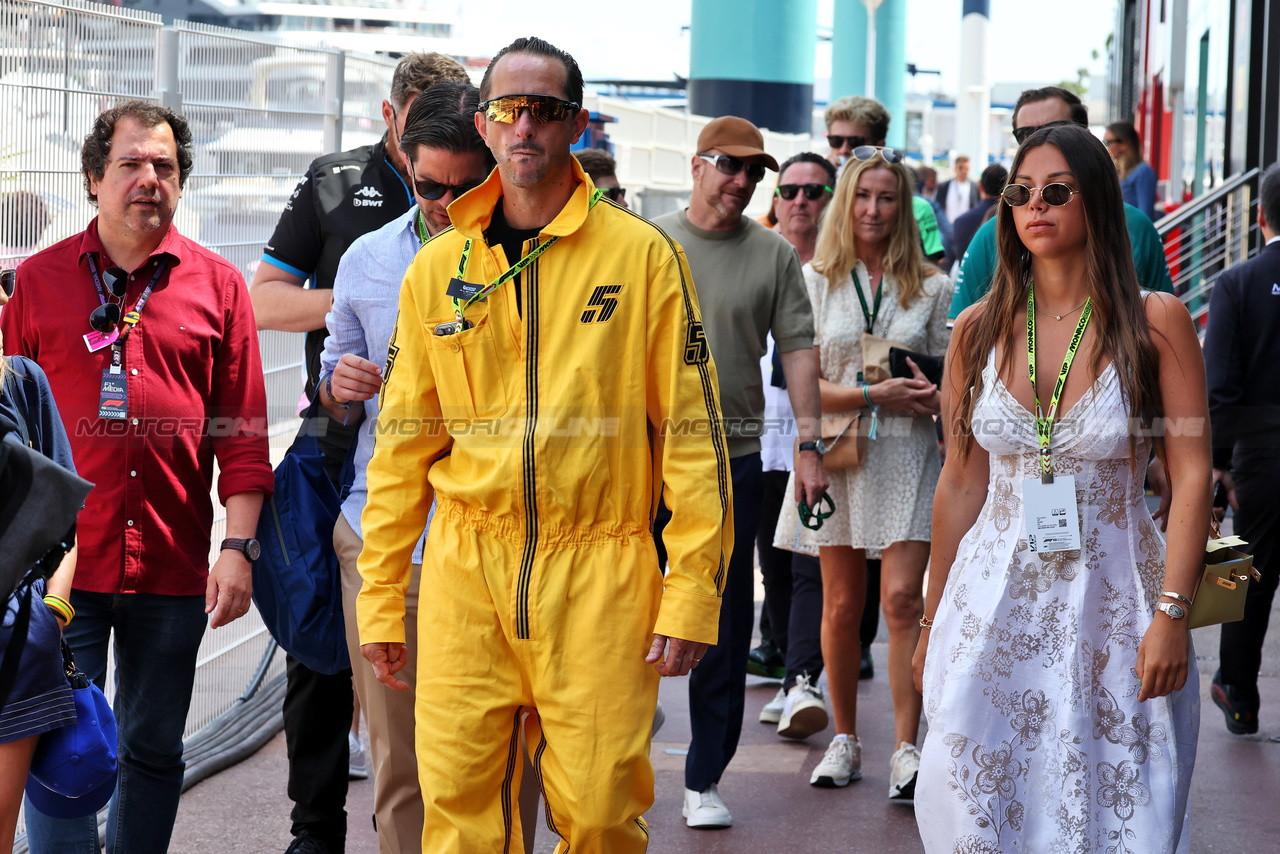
1022;475;1080;553
99;370;128;420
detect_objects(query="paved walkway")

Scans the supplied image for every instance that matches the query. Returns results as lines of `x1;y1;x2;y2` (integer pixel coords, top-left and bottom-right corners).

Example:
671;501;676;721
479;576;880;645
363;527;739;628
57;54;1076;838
170;607;1280;853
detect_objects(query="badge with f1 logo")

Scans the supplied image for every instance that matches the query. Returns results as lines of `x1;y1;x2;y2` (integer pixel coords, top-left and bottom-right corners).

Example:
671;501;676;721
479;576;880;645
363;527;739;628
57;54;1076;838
99;370;128;420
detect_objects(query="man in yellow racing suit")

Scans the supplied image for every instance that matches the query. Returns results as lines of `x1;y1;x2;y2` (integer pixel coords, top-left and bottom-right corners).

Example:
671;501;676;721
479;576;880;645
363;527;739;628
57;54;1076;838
356;36;734;853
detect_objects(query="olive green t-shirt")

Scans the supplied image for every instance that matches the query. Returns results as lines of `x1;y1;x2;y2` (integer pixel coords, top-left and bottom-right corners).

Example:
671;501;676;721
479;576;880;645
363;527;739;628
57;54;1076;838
654;209;815;459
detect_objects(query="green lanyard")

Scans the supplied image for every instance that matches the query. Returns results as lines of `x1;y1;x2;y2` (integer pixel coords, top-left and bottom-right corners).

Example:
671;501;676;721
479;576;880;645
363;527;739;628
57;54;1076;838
1027;287;1093;484
449;188;604;329
415;209;430;246
852;269;883;334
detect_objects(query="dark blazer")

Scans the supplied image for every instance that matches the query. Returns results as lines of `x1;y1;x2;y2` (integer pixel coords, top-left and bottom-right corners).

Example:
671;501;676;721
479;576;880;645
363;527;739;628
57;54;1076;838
936;178;979;215
1203;240;1280;468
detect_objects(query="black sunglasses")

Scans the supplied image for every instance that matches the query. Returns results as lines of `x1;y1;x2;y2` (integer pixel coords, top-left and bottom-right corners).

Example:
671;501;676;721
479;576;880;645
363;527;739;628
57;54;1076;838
827;134;870;150
776;183;832;201
698;154;767;184
1012;120;1080;145
1001;182;1079;207
88;266;128;333
479;94;580;125
850;145;906;165
413;179;482;201
0;269;14;298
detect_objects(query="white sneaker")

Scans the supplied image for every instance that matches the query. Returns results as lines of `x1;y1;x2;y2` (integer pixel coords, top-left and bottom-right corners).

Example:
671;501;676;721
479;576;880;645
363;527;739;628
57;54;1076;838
652;700;666;737
810;735;862;788
682;783;732;828
777;675;828;739
888;742;921;800
348;731;369;780
758;687;786;724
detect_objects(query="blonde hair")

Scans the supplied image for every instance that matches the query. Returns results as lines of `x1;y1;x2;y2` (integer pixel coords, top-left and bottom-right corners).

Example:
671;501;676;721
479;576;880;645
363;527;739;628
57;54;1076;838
811;157;932;308
824;96;890;141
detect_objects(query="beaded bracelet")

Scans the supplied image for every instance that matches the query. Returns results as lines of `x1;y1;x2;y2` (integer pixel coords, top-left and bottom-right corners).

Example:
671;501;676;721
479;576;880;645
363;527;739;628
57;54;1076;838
43;594;74;625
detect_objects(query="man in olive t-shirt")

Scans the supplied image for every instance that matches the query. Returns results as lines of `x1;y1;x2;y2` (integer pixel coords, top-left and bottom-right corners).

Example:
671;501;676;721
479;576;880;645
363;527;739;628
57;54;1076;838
653;116;827;830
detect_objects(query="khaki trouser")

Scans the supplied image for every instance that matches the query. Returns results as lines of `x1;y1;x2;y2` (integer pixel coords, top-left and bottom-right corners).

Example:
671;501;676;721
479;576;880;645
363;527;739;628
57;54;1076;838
336;514;542;854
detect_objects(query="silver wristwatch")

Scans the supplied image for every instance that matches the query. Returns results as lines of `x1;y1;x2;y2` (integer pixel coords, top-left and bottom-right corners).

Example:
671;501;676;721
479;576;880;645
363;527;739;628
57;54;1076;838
1156;601;1187;620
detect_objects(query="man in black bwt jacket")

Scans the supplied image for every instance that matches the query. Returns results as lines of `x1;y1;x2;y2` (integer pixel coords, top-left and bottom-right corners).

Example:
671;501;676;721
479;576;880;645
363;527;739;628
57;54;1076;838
249;52;470;854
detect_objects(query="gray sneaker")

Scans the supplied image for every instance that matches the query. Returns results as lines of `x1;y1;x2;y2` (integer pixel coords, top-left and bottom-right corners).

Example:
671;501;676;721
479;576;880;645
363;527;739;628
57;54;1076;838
888;742;920;800
777;675;828;739
347;731;368;780
810;736;862;787
758;687;786;724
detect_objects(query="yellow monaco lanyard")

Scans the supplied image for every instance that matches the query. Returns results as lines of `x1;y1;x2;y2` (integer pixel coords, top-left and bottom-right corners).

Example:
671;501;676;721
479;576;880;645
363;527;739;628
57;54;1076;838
1027;288;1093;484
448;188;604;331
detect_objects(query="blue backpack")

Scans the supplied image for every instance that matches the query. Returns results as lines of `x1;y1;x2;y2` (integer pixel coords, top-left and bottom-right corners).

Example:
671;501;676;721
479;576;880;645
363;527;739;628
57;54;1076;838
252;399;358;675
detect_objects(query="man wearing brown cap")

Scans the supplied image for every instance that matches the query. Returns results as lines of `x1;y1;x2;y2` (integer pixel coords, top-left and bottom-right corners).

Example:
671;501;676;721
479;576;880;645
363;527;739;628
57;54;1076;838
654;116;827;829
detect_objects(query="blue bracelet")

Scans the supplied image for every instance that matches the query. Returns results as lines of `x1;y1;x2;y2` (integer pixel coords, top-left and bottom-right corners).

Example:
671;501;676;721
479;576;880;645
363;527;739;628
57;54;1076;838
862;384;873;408
325;372;350;408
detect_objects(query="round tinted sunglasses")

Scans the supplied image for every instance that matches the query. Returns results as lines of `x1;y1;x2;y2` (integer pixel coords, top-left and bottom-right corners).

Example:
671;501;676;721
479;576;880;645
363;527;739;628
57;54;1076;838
776;183;832;201
479;94;580;125
88;266;128;333
413;179;482;201
827;134;871;150
850;145;905;165
698;154;767;184
1001;183;1079;207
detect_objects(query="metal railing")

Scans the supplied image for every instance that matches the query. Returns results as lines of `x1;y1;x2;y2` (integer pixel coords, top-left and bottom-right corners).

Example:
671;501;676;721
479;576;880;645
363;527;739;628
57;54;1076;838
1156;167;1262;328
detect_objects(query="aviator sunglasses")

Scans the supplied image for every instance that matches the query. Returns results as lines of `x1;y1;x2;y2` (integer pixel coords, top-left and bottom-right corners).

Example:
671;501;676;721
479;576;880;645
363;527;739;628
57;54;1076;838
88;266;129;333
776;183;832;201
698;154;767;184
1001;182;1080;207
849;145;905;165
413;178;482;201
479;94;580;124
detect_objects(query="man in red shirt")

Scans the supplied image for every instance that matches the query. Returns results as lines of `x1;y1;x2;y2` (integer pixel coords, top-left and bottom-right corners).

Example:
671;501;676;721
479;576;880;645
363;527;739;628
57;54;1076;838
0;100;273;854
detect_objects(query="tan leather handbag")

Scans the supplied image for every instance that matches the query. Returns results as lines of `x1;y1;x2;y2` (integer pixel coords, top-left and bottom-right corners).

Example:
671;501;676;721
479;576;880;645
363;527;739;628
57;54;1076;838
1188;519;1261;629
795;413;870;471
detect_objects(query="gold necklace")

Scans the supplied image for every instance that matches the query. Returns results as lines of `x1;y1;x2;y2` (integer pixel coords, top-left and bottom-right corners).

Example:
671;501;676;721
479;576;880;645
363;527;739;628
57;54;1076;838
1035;300;1088;321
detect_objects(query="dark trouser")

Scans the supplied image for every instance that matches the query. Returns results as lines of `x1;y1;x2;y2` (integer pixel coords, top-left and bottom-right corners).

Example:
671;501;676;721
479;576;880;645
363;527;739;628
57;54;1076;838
862;559;881;648
24;592;207;854
757;470;825;692
1218;453;1280;701
682;453;763;792
284;654;354;852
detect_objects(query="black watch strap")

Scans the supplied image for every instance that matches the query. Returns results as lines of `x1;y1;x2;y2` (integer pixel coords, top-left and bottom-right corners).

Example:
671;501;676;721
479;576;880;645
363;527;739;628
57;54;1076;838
798;441;822;455
220;537;261;561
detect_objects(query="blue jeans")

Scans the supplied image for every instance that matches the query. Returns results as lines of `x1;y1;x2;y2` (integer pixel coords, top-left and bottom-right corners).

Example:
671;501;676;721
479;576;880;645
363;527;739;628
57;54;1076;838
24;591;207;854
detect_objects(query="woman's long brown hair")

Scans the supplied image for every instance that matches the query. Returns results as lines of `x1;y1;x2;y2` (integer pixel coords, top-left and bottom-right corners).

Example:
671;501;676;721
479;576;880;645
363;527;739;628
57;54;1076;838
953;124;1163;465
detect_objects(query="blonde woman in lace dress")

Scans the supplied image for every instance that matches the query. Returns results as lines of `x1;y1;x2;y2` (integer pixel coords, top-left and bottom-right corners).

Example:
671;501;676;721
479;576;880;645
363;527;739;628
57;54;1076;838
912;124;1208;853
774;151;951;798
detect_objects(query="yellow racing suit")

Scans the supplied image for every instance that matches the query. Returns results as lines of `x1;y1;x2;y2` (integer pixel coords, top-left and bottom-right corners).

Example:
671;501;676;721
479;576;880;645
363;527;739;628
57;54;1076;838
357;161;733;853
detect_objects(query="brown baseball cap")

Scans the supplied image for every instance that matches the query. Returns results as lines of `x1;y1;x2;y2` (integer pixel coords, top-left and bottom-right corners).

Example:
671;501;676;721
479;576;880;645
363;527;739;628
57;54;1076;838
696;116;780;171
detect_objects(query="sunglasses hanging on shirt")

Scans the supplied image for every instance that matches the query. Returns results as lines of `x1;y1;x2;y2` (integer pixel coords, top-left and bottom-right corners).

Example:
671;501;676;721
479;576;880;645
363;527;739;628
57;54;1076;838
88;266;129;334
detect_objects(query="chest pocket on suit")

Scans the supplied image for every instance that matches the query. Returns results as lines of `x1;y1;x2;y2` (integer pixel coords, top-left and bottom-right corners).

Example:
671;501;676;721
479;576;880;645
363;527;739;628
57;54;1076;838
424;305;509;420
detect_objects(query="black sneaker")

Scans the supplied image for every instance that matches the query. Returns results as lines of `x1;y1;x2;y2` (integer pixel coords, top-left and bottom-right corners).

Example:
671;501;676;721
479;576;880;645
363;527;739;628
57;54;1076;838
747;640;785;679
1211;672;1259;735
284;834;331;854
859;645;874;680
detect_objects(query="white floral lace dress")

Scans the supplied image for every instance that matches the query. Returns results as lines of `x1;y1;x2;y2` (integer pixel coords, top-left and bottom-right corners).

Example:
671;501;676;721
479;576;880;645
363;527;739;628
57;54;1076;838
773;262;952;552
916;350;1199;854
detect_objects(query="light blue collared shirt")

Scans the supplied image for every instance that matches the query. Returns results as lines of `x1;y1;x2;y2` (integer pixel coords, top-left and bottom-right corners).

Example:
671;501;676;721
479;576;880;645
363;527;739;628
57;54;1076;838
321;206;430;562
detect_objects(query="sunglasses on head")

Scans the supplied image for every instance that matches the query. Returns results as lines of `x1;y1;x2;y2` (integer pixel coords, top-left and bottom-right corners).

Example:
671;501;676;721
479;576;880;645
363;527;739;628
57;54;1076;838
602;187;626;203
827;134;870;150
698;154;767;184
1001;183;1079;207
413;178;482;201
479;94;580;125
850;145;906;165
776;183;832;201
88;266;128;334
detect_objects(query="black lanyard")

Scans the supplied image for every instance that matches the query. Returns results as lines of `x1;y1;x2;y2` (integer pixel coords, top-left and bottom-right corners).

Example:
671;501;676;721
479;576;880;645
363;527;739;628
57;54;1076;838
87;254;167;372
852;270;884;335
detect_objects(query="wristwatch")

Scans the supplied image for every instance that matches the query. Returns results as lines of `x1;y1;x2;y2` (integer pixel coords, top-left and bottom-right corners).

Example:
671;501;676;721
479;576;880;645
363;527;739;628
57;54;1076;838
797;441;823;456
1155;601;1187;621
220;537;262;562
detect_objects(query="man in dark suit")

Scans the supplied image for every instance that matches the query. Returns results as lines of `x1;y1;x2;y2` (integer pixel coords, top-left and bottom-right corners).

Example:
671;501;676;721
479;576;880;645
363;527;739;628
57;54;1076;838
937;155;979;223
951;163;1006;264
1203;162;1280;735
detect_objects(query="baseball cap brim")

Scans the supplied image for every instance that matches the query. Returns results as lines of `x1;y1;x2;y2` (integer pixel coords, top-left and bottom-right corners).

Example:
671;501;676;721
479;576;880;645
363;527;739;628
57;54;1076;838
25;769;115;819
711;145;779;172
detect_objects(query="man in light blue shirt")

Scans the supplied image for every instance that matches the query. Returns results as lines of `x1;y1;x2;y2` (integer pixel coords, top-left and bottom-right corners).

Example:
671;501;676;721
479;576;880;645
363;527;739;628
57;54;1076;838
316;81;494;854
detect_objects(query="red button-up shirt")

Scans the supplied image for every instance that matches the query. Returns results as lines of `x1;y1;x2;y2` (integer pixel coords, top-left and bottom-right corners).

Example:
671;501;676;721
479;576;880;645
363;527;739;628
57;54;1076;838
1;219;274;596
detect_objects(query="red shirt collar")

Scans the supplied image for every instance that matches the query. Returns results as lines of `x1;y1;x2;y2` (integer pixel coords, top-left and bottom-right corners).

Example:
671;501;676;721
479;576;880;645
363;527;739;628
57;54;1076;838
75;216;185;271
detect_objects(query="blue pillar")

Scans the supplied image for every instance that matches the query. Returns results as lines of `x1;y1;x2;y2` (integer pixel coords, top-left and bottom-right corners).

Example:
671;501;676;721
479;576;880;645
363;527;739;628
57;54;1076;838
830;0;907;150
688;0;818;134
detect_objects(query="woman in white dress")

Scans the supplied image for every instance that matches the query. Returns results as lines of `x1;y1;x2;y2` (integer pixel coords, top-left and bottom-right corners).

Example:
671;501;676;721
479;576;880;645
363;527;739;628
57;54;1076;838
912;124;1207;853
774;149;951;798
